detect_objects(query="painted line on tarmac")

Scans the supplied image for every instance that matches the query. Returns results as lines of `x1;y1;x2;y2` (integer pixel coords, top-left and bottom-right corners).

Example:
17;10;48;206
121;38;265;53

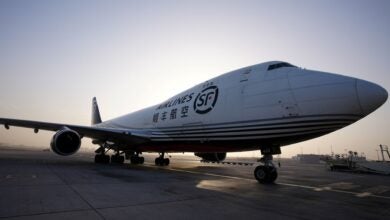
144;164;390;200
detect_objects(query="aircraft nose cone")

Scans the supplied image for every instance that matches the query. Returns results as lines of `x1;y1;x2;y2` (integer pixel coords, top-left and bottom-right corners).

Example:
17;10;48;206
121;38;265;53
356;79;388;115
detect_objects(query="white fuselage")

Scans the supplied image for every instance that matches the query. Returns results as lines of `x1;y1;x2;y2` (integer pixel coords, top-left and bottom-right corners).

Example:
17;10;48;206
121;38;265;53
95;61;388;153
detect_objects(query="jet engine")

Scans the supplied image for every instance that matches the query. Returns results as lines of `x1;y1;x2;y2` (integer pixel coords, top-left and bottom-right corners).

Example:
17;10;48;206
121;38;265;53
195;152;226;162
50;128;81;156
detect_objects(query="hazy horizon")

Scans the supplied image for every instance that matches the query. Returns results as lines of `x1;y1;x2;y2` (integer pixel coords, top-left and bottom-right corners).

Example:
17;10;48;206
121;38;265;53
1;0;389;160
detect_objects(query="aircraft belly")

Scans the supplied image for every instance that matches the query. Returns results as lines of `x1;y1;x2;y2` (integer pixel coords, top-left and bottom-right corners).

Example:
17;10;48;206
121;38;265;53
144;114;360;152
134;129;334;153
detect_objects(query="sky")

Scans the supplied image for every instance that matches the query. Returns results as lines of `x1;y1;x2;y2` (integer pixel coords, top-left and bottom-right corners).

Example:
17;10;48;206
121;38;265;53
0;0;389;160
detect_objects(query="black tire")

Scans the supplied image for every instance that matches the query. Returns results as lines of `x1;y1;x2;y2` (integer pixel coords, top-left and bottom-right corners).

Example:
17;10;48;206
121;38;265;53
94;155;101;163
155;158;160;166
111;155;117;163
130;156;140;165
155;158;168;166
267;167;278;182
254;166;267;183
95;154;110;164
102;155;110;164
139;157;145;164
254;165;277;184
112;155;124;164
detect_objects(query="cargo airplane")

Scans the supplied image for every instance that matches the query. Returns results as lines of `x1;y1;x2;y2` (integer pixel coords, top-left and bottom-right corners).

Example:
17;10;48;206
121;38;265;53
0;61;388;183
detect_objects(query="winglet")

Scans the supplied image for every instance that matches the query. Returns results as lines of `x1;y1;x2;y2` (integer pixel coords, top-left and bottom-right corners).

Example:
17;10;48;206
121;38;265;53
92;97;102;125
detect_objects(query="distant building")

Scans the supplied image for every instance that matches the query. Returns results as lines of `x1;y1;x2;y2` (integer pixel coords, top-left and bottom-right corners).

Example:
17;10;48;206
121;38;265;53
292;154;327;163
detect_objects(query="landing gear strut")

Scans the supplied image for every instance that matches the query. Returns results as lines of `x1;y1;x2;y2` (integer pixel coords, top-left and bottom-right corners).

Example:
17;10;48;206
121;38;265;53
254;146;280;184
155;152;169;166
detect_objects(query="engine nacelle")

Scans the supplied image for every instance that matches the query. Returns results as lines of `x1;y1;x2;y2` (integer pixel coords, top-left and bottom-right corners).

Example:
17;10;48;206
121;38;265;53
50;128;81;156
195;152;227;162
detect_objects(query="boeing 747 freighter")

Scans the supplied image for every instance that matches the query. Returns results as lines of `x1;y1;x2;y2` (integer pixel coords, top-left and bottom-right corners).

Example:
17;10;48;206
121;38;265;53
0;61;387;183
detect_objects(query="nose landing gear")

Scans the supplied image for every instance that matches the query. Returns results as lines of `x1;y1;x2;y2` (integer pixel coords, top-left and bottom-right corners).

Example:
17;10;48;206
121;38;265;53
254;146;280;184
254;155;277;183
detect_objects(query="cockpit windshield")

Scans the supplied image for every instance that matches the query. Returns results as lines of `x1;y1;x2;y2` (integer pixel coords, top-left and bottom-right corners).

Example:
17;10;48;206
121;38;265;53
267;62;297;71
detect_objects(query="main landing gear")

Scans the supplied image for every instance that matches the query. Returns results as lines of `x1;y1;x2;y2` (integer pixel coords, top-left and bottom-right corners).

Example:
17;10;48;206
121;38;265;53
94;152;125;164
254;146;281;184
111;153;125;164
94;145;125;164
94;153;110;164
94;146;110;164
129;152;145;165
155;152;170;166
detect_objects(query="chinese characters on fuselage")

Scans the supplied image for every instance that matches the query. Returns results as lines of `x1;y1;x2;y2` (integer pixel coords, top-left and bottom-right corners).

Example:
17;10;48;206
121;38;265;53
152;82;218;123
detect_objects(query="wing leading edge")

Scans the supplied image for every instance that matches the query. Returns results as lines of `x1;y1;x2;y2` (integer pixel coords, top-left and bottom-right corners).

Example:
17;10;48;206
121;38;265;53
0;118;150;146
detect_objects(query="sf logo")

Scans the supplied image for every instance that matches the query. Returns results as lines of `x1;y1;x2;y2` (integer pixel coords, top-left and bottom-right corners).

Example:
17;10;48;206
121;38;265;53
193;86;219;114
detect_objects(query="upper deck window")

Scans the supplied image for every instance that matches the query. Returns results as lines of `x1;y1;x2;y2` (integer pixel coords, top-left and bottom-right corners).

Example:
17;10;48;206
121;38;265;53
267;62;297;71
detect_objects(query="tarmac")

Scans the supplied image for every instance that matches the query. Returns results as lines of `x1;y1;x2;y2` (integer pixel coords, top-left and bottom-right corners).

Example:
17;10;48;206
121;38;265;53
0;147;389;220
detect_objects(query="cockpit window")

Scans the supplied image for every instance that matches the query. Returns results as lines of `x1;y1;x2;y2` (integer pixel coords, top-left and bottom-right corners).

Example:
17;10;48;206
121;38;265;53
267;62;297;71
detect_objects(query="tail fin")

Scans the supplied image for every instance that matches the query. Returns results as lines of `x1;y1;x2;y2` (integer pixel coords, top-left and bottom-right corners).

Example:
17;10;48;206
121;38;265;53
92;97;102;125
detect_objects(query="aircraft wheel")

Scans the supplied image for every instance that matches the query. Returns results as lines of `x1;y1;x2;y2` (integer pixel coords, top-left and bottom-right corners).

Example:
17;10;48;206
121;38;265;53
111;155;117;163
254;165;277;184
155;157;168;166
131;156;144;165
111;155;124;164
130;156;138;164
268;168;277;182
119;156;125;164
155;158;162;166
95;154;110;164
94;154;101;163
102;155;110;164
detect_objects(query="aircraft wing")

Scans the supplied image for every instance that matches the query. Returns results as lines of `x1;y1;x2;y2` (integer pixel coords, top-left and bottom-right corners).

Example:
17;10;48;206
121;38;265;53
0;118;150;145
